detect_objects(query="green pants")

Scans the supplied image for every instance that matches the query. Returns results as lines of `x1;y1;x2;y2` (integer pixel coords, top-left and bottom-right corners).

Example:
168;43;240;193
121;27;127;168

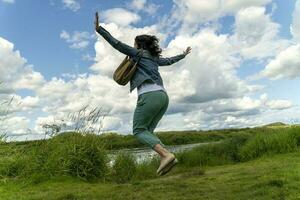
133;90;169;149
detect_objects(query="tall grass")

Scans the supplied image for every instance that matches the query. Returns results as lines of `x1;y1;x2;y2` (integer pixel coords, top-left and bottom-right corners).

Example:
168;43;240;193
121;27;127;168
0;132;108;183
110;152;137;183
0;125;299;184
176;126;300;168
176;133;251;168
239;126;299;161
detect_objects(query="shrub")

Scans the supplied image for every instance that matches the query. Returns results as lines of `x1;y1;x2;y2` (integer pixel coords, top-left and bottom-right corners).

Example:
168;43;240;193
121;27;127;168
52;133;108;181
0;132;108;182
111;152;137;183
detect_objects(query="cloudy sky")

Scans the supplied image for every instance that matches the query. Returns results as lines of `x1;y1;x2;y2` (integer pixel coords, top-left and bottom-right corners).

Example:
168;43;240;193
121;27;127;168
1;0;300;141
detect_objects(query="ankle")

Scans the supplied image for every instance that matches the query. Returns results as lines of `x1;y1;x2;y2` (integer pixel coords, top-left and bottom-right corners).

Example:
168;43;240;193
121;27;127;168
160;152;173;159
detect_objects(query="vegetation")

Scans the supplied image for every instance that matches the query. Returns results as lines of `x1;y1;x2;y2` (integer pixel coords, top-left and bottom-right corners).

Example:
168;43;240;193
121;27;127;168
0;149;299;199
0;123;299;199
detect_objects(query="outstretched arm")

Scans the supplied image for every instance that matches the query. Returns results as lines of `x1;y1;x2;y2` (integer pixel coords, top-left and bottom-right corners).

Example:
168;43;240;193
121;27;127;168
158;47;192;66
94;12;139;57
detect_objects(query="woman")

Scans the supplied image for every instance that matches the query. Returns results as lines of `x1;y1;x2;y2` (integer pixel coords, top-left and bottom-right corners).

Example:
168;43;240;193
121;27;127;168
94;12;191;176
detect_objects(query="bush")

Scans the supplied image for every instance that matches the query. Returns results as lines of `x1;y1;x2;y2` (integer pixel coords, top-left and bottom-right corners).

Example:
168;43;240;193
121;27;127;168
50;133;108;181
111;152;137;183
0;132;108;182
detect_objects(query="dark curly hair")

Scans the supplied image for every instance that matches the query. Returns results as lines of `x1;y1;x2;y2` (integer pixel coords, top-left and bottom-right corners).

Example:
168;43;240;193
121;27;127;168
134;34;162;57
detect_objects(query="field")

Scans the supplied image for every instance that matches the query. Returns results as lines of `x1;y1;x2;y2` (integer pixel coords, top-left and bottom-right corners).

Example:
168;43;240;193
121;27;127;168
0;123;299;200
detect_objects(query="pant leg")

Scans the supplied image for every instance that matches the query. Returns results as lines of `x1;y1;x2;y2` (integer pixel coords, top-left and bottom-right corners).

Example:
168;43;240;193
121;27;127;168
132;90;167;149
148;91;169;133
134;131;166;149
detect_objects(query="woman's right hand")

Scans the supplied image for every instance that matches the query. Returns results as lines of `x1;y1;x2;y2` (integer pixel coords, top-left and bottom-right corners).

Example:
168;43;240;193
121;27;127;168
94;11;100;32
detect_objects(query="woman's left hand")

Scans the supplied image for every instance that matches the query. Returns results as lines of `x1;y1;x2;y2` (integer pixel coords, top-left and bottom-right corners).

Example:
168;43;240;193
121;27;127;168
183;46;192;56
94;11;100;32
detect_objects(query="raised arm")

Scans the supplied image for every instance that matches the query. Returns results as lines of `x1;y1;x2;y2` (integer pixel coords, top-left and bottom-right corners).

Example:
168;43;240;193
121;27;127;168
157;46;191;66
94;12;139;57
157;54;186;66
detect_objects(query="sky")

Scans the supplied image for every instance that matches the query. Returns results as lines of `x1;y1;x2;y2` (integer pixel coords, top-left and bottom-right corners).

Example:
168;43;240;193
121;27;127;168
1;0;300;141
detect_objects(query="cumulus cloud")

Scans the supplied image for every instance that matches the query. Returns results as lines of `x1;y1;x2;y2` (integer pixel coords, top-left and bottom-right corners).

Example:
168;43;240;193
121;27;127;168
0;37;45;92
231;6;290;59
160;0;271;35
1;1;299;140
255;1;300;80
0;37;45;137
160;28;257;103
0;37;27;84
1;116;30;135
101;8;141;27
177;95;293;130
60;30;94;49
127;0;161;15
258;44;300;79
62;0;80;12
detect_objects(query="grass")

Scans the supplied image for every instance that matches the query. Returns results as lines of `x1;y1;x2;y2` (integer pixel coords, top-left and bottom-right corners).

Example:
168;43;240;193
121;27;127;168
239;127;299;161
0;126;259;150
0;124;300;199
0;150;299;200
0;133;108;182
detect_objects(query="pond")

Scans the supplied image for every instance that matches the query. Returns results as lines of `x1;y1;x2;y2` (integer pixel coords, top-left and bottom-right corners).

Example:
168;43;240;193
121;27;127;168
108;141;222;165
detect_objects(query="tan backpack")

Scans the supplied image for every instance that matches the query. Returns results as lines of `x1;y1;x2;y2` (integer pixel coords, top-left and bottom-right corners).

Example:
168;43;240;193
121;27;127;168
113;49;144;86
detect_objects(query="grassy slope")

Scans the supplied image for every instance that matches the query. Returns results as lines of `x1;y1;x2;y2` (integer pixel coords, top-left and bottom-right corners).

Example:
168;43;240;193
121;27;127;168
0;150;299;200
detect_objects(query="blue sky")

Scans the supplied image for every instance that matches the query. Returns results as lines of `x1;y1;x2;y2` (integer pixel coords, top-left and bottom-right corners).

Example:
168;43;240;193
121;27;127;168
0;0;173;79
1;0;300;141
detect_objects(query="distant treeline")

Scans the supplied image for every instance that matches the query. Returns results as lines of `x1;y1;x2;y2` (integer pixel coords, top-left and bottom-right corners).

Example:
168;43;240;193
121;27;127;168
2;122;293;150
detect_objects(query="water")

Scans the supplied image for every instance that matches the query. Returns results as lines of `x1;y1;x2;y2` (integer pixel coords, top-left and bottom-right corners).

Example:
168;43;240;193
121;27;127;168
108;141;221;165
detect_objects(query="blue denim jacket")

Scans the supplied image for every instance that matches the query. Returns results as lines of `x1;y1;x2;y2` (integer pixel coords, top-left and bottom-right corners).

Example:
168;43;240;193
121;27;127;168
96;26;186;93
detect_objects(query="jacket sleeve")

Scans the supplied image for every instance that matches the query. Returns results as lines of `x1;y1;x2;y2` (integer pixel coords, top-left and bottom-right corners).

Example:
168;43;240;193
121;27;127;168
157;54;186;66
96;26;139;57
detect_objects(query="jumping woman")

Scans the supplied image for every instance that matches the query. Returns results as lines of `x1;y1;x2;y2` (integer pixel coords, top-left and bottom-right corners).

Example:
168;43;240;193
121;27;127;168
94;12;191;176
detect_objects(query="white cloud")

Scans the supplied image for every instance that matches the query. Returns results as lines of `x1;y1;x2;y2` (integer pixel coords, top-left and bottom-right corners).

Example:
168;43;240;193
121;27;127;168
0;37;45;92
128;0;161;15
160;28;257;103
162;0;272;36
60;30;94;49
102;8;141;27
291;0;300;41
2;2;300;140
1;116;30;135
258;44;300;79
62;0;80;12
102;116;122;132
21;96;40;110
130;0;146;10
266;100;293;110
231;6;290;60
0;94;40;115
176;95;294;130
0;37;27;84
